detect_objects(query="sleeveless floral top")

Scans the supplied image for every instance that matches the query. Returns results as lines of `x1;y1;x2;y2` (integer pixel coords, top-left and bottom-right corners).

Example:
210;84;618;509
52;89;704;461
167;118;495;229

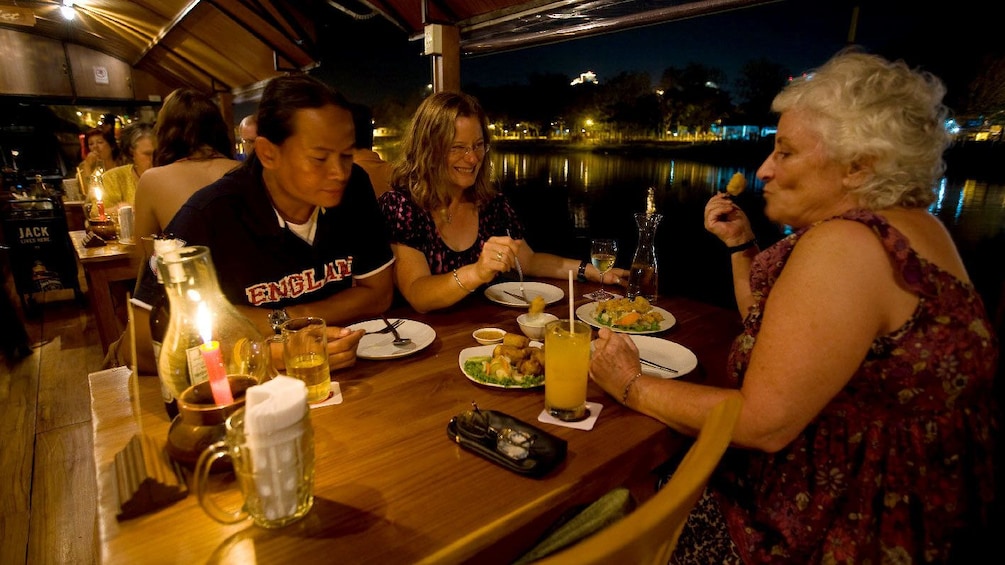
378;187;525;278
715;209;998;563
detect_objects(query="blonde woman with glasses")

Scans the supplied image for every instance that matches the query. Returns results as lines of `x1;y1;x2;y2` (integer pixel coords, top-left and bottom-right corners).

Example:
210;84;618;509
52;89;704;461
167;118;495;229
379;92;627;312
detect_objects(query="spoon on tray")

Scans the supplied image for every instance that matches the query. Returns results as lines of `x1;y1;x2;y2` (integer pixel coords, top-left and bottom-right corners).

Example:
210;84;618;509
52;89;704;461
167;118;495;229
379;315;412;347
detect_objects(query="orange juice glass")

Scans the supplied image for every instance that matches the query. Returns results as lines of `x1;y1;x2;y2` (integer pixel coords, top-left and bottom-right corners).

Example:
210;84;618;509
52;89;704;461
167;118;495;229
544;319;592;421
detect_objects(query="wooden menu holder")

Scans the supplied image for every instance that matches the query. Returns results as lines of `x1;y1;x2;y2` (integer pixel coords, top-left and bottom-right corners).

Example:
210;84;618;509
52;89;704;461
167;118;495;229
112;433;188;520
111;295;188;520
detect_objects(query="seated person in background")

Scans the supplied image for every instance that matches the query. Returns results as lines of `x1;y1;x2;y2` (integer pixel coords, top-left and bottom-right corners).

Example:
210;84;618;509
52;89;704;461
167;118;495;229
98;122;155;210
136;73;394;372
238;113;257;160
126;89;240;374
134;88;240;244
379;92;627;313
76;126;122;195
350;103;392;197
589;49;999;563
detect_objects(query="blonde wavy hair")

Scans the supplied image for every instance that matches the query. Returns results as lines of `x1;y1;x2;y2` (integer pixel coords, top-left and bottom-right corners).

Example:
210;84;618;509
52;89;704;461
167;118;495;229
390;92;495;212
772;48;950;209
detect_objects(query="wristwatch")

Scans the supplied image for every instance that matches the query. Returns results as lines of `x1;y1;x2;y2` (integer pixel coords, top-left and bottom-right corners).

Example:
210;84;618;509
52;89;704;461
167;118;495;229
578;260;589;283
268;308;290;334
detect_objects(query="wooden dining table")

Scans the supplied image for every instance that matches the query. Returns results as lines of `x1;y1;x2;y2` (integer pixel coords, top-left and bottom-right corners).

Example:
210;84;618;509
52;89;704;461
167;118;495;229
69;229;142;352
89;281;742;564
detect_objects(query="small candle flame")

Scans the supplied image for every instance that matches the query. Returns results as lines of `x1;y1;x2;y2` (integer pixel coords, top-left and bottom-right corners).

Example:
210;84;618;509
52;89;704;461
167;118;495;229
645;187;655;214
197;302;213;344
94;187;103;202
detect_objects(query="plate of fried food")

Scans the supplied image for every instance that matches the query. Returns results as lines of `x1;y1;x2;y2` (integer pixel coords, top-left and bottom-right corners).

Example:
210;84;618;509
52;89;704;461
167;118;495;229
576;296;676;334
459;332;545;389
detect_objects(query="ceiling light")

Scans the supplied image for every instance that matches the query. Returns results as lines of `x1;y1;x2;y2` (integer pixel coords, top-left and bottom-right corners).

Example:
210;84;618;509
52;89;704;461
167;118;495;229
60;1;75;21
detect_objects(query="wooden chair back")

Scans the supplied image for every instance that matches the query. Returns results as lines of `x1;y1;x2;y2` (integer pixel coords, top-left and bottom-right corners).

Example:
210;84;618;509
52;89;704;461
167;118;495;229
534;394;743;565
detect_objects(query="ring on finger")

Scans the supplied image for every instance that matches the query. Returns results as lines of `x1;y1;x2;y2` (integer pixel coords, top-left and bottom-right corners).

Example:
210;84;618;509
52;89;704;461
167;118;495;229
496;251;504;261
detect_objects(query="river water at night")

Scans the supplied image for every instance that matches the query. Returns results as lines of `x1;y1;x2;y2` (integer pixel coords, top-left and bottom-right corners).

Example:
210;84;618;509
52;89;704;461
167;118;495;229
480;147;1004;318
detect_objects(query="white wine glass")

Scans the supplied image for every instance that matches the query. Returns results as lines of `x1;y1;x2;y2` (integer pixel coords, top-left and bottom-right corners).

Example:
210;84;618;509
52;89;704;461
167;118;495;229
590;239;618;300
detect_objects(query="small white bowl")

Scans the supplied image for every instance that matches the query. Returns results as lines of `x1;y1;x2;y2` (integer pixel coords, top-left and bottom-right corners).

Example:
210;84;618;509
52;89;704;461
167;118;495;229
472;327;506;345
517;313;559;340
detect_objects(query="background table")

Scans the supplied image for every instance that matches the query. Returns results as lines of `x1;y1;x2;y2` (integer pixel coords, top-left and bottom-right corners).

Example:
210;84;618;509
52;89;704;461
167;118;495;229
90;284;742;564
70;230;141;352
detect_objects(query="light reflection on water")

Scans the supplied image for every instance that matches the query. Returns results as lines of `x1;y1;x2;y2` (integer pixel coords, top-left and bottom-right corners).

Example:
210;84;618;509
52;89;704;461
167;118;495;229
491;150;1004;312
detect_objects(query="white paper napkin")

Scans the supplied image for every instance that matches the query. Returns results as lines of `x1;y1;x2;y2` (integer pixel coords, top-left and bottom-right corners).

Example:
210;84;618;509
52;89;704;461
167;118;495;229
244;376;308;521
538;401;604;431
309;381;343;408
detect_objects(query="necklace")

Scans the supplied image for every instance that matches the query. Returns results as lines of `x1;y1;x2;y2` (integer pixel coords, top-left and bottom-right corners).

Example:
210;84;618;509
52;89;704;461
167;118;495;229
440;208;452;224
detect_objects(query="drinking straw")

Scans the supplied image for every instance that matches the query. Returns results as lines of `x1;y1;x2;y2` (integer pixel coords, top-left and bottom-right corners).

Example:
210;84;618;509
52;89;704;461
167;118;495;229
568;270;574;328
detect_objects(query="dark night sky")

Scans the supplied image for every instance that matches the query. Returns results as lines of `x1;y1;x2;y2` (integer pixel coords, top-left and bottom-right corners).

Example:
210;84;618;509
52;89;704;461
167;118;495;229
318;0;994;111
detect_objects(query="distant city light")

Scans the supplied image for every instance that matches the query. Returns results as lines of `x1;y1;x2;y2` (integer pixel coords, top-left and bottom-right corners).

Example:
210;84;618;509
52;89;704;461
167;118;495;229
571;71;598;86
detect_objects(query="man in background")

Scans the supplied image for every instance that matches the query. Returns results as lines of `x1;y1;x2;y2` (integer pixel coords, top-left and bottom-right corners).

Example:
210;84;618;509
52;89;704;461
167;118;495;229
238;114;257;160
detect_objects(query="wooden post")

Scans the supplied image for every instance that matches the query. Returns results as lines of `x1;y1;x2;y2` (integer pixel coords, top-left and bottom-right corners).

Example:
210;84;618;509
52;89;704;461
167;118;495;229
425;24;460;93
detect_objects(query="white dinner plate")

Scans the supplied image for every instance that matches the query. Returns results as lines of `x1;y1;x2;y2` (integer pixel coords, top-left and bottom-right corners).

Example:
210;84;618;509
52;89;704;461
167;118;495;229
458;342;544;389
347;318;436;360
576;302;676;334
484;281;565;308
624;335;697;378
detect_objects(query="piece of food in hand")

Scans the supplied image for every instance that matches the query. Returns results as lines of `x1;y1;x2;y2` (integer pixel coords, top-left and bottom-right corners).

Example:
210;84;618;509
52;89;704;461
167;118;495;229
502;332;530;348
725;172;747;196
528;295;546;316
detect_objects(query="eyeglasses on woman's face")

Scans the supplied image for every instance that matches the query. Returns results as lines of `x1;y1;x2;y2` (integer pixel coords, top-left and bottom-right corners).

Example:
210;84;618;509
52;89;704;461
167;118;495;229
448;141;489;159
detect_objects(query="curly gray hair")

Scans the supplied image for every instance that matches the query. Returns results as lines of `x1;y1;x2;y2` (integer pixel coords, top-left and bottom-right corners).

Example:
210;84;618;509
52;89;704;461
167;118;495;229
772;49;950;209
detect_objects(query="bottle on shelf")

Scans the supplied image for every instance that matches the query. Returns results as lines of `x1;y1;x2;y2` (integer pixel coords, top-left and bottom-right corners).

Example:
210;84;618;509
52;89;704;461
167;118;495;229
625;187;662;302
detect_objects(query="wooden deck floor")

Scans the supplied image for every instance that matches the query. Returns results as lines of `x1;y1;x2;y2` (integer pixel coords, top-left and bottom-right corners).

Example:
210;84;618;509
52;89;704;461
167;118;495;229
1;287;104;565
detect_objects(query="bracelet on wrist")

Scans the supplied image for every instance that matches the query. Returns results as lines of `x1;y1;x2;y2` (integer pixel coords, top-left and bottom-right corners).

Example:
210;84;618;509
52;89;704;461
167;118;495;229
452;268;475;293
621;371;644;406
577;260;589;283
726;238;757;254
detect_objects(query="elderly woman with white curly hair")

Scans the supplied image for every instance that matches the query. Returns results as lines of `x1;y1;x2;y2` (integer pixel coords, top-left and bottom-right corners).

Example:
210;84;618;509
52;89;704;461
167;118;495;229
589;48;998;563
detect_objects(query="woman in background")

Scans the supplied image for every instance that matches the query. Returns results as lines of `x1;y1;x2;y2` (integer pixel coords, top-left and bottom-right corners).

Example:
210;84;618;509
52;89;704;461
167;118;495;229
379;92;627;313
133;88;238;243
127;88;238;374
97;122;155;210
75;126;122;195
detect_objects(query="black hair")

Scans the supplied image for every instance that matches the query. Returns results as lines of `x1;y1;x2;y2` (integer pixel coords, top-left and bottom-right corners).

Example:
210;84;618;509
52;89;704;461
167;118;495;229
244;73;351;172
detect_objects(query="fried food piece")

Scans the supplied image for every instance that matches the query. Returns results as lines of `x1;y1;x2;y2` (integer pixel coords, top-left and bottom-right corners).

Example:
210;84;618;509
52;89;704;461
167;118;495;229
519;357;543;376
528;347;545;366
528;295;546;315
726;172;747;196
493;344;530;361
502;332;530;348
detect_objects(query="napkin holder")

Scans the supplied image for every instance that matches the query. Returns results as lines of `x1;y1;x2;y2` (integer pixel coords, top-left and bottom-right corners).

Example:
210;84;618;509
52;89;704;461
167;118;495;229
447;409;566;478
111;433;188;520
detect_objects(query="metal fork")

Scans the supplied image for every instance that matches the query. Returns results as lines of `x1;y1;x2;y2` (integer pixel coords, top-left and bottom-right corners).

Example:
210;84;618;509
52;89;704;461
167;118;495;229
507;229;529;303
365;318;403;335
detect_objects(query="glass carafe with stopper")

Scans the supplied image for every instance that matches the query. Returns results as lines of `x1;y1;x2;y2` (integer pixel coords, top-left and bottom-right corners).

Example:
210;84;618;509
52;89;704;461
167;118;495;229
626;187;662;302
157;245;271;402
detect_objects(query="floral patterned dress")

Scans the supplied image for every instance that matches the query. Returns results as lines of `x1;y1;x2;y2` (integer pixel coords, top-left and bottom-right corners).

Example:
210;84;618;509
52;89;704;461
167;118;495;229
714;209;998;563
378;187;525;278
